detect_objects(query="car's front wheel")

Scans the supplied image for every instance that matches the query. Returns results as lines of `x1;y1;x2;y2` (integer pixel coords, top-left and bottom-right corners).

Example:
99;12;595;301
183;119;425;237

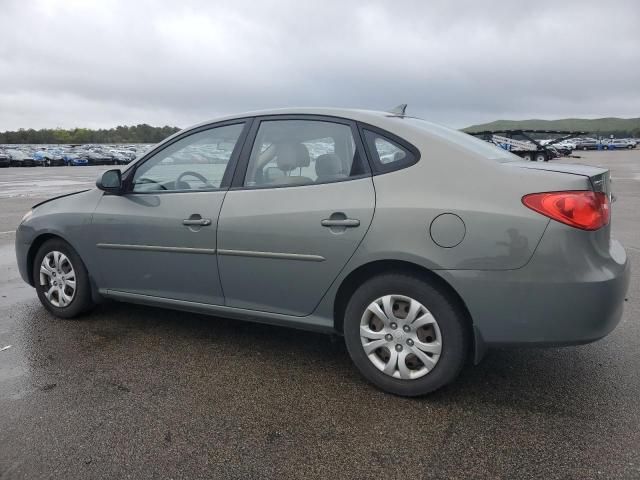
343;273;469;396
33;239;94;318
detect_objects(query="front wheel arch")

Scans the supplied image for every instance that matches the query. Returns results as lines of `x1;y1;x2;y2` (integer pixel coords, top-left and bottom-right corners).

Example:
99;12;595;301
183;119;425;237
26;233;62;286
26;233;87;284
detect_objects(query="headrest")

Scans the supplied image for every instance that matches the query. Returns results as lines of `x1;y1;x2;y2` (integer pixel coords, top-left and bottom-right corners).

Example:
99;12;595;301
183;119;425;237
275;143;310;171
315;153;342;177
295;144;311;168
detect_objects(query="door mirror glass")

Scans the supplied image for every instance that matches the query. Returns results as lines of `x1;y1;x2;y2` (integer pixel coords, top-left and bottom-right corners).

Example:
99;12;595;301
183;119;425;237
97;169;122;193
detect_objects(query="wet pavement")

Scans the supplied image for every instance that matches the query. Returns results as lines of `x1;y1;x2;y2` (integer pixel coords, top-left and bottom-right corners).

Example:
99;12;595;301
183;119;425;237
0;153;639;479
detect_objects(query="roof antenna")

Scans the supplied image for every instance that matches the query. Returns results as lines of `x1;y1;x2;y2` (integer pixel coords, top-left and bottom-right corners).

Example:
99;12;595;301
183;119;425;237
388;104;407;116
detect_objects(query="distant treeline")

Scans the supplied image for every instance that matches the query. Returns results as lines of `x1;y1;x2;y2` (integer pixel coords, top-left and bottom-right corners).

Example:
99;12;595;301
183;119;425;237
0;124;181;144
464;117;640;138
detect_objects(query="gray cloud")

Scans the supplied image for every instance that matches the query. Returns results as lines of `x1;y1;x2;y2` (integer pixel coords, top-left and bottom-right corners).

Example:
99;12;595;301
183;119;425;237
0;0;638;130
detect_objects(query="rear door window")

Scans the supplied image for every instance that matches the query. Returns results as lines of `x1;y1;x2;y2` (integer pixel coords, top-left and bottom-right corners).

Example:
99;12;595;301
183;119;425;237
243;119;368;187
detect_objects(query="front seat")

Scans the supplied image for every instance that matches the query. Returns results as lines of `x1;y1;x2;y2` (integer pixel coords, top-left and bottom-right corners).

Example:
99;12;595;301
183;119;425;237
270;143;312;185
315;153;346;183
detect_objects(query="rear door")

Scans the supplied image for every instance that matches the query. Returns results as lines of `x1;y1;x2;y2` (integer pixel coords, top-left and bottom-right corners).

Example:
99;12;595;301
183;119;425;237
217;116;375;316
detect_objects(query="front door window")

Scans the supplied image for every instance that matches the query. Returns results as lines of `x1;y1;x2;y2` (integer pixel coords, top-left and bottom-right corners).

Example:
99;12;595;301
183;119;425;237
132;123;245;192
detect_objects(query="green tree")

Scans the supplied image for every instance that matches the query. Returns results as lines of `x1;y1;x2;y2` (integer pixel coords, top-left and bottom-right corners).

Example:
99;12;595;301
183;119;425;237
0;125;181;144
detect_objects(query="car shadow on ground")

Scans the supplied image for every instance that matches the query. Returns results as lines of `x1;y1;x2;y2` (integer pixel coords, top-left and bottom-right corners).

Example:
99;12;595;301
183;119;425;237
14;297;628;420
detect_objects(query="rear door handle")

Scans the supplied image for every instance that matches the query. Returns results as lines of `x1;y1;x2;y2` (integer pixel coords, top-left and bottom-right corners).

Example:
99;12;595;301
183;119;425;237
321;218;360;227
183;218;212;226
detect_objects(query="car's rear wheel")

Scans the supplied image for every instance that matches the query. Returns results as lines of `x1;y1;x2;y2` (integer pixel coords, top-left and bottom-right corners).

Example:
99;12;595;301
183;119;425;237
343;273;469;396
33;239;94;318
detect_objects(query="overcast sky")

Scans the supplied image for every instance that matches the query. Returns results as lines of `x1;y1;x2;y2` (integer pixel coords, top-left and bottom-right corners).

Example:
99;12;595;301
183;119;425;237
0;0;638;131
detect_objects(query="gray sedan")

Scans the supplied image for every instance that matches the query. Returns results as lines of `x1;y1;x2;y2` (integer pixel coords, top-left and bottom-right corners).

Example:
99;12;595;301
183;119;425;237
15;108;630;396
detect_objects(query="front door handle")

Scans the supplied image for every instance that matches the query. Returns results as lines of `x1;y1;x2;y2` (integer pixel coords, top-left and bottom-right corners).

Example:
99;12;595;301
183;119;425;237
183;217;212;227
321;218;360;228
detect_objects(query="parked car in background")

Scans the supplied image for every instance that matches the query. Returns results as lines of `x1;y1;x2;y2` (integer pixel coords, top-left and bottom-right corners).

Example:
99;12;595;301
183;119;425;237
6;149;35;166
63;153;89;166
555;140;576;154
46;148;67;166
544;141;573;156
86;151;114;165
0;151;10;167
575;138;600;150
538;139;575;157
604;139;636;150
15;107;630;396
31;153;46;167
34;150;65;166
109;151;130;165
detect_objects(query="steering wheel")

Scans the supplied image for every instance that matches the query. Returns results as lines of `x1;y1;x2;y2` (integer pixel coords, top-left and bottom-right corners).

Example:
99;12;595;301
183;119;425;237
136;177;167;190
176;171;212;189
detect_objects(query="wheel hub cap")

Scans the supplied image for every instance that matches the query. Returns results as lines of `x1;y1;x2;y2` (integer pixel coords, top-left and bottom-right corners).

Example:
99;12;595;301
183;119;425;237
359;294;442;380
39;251;76;308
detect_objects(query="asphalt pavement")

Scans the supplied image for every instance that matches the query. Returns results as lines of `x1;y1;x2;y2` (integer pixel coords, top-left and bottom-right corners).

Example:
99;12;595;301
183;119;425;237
0;152;639;479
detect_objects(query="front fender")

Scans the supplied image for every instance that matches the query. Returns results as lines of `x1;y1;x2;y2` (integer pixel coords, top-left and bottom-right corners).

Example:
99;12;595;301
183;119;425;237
16;189;104;286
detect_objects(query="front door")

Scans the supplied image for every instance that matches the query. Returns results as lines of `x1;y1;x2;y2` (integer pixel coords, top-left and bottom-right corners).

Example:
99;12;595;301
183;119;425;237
91;121;248;304
217;117;375;316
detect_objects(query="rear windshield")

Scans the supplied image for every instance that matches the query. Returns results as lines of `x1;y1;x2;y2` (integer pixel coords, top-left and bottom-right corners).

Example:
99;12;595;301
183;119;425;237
403;118;519;163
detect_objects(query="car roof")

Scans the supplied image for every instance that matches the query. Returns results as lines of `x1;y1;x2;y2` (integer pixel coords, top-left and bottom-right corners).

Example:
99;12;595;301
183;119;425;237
187;107;407;131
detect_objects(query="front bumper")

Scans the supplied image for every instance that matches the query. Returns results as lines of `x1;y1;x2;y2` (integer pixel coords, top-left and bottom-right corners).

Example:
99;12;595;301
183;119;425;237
442;225;630;347
15;224;33;285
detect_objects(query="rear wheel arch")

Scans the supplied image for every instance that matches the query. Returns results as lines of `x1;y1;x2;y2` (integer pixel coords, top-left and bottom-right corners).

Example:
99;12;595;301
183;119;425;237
333;260;474;343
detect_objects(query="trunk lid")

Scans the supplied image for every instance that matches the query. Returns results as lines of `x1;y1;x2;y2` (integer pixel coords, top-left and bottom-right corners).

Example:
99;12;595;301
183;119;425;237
506;161;611;197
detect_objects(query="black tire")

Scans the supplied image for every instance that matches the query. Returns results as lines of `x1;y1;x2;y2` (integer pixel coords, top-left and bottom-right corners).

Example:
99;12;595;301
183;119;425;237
521;153;533;162
603;145;609;150
343;273;469;396
582;146;588;151
534;152;547;162
33;238;94;318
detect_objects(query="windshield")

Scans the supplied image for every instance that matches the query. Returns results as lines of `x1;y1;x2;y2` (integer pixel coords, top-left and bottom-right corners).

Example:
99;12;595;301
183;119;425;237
403;118;519;162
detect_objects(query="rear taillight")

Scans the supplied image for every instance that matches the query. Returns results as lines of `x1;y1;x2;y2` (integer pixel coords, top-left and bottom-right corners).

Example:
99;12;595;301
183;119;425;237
522;190;610;231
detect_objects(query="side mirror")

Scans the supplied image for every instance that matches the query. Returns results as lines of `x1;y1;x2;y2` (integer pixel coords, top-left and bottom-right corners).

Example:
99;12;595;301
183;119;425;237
96;169;123;194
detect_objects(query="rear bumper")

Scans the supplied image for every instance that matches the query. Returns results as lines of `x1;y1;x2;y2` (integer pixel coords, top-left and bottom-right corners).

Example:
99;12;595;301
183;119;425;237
442;225;630;347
